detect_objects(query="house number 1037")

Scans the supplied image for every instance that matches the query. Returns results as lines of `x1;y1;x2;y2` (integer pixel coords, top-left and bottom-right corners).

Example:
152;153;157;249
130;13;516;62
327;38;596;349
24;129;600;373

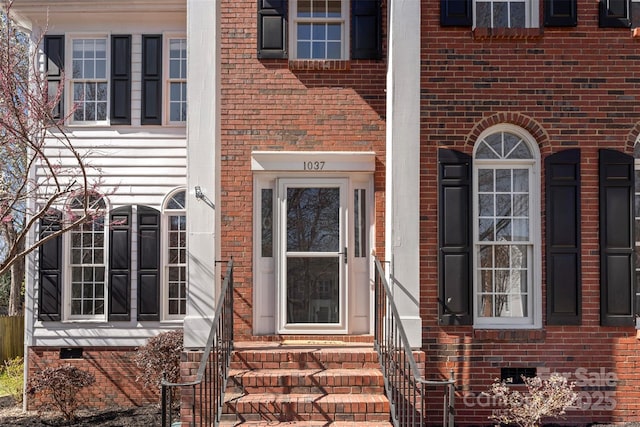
303;161;325;171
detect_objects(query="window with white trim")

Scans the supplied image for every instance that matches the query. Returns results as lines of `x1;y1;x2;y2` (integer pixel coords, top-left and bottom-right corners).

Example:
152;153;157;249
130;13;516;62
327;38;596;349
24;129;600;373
290;0;349;59
164;189;187;319
67;194;107;319
70;37;108;123
473;128;541;327
474;0;539;28
167;37;187;123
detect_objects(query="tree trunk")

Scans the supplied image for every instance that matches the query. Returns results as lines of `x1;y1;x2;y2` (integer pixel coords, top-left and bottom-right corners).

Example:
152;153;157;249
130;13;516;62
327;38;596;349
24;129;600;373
8;235;25;316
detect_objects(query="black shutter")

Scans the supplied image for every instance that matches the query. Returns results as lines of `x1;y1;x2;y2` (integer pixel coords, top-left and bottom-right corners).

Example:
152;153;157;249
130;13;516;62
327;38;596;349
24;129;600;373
599;0;631;27
440;0;472;26
38;212;62;321
110;35;131;125
108;206;132;321
544;0;578;26
141;35;162;125
599;149;635;326
257;0;288;59
43;35;64;120
438;149;473;325
138;206;161;321
545;149;581;325
351;0;381;60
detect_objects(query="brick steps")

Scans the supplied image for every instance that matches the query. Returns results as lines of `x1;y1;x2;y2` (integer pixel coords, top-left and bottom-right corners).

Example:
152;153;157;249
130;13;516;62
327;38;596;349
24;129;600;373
219;421;393;427
227;368;385;394
222;342;391;425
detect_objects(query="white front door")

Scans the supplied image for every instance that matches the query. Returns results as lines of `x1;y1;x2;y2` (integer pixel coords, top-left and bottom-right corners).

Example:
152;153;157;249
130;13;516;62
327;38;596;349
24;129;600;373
277;178;348;333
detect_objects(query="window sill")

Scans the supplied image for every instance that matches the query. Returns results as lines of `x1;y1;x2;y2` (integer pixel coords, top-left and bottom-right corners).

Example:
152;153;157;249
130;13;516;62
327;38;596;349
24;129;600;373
473;329;546;343
288;59;351;71
472;27;543;40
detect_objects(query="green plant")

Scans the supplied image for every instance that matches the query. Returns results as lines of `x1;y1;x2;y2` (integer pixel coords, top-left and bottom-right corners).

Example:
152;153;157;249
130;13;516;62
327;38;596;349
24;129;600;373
134;330;183;388
0;356;23;402
27;364;96;421
487;372;578;427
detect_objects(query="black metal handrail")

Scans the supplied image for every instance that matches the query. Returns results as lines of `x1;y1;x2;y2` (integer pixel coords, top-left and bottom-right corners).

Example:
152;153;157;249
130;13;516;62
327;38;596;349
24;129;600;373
374;258;455;427
161;258;234;427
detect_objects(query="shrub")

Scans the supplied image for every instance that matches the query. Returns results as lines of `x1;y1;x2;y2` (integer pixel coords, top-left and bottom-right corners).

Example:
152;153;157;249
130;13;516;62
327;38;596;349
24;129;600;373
0;356;24;403
27;364;96;421
487;372;578;427
134;330;183;388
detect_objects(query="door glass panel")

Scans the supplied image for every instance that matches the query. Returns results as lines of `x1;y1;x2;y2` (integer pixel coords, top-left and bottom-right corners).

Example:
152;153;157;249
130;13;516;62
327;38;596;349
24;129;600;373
286;257;339;324
284;185;342;326
286;187;340;252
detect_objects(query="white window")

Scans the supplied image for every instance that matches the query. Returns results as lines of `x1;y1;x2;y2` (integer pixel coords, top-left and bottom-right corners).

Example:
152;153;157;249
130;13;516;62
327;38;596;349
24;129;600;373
473;126;541;328
474;0;539;28
290;0;349;59
67;194;107;319
163;189;187;319
70;37;108;124
166;37;187;123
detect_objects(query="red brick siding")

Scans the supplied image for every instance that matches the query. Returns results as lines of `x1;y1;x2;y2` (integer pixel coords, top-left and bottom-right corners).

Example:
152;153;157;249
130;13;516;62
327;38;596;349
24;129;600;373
421;0;640;424
27;347;158;410
220;0;388;339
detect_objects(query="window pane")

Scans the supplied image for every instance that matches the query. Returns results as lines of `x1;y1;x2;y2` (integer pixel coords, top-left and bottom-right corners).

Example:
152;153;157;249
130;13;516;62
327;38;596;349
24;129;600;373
480;245;493;268
513;194;528;216
479;194;494;216
262;189;273;258
328;0;342;17
513;169;529;192
512;219;529;240
493;2;508;28
298;0;311;17
312;42;325;59
510;2;525;27
495;169;511;192
476;2;491;27
478;169;494;192
479;218;494;241
496;194;511;216
326;42;341;59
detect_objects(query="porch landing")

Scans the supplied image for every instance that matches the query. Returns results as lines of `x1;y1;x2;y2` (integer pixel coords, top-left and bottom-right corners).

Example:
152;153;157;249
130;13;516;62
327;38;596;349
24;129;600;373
219;339;392;426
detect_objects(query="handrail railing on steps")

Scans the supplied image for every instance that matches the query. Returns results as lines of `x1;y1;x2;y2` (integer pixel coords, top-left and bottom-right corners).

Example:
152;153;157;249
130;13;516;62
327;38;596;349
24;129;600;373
374;258;455;427
161;258;234;427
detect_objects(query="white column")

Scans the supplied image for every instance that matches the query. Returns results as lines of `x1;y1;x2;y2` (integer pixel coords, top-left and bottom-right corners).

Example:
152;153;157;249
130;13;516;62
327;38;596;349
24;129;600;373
385;0;421;348
184;0;221;349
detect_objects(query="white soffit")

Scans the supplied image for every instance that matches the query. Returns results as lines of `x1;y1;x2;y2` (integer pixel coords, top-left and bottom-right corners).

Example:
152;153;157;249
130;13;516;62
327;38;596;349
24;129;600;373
251;151;376;172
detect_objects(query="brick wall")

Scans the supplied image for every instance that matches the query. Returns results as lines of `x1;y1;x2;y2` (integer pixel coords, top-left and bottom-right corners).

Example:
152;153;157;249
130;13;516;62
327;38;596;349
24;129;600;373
27;347;158;410
219;0;388;339
421;0;640;424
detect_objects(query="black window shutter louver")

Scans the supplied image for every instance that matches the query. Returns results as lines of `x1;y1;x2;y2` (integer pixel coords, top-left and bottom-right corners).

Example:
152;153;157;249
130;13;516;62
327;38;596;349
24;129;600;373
138;206;161;321
141;35;162;125
257;0;288;59
545;149;581;325
110;35;132;125
438;149;473;325
544;0;578;26
599;149;635;326
38;211;63;321
108;206;132;321
351;0;381;60
440;0;472;26
599;0;631;27
43;35;65;120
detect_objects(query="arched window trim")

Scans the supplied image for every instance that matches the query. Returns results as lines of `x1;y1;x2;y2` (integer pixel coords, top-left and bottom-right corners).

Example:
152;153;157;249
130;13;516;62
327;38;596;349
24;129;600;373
472;124;542;329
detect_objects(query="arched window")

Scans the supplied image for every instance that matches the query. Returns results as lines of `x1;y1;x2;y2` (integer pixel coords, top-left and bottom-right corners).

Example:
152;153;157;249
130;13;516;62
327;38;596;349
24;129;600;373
163;189;187;319
473;126;541;327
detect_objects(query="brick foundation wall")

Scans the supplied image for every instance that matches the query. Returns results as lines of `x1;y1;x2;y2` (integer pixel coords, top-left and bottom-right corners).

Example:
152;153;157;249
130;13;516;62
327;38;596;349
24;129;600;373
27;347;158;411
420;0;640;424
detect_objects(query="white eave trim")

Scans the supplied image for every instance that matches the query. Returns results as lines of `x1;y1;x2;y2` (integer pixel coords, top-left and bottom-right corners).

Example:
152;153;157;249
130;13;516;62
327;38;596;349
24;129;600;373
10;0;185;15
251;151;376;172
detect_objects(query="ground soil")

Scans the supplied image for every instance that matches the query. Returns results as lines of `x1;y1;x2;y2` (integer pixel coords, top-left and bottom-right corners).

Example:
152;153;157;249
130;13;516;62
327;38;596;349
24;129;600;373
0;396;162;426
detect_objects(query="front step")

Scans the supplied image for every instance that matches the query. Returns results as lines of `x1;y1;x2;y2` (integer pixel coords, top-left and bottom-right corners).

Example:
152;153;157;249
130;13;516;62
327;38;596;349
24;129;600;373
222;342;392;426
